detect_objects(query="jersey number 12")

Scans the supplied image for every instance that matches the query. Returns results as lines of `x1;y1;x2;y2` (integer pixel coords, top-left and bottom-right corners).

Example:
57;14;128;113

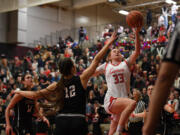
65;85;76;98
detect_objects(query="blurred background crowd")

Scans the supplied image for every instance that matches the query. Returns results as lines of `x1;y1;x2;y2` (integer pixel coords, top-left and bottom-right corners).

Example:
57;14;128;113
0;2;180;135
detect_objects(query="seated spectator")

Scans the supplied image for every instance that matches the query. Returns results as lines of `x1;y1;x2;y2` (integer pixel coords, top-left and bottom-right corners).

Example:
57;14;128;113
117;25;124;35
132;75;146;91
92;83;100;100
147;74;155;86
64;48;72;58
142;87;149;108
157;30;167;45
98;87;105;105
151;23;159;38
88;90;97;105
129;89;145;135
102;26;109;39
141;56;151;72
168;92;179;112
93;75;104;87
92;101;103;135
96;40;103;52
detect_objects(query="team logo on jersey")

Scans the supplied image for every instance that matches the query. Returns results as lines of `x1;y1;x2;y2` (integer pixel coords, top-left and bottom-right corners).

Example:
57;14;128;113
110;68;124;74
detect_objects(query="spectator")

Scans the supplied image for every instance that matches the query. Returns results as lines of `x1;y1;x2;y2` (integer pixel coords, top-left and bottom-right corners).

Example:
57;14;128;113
158;15;165;27
78;26;86;47
168;92;179;112
92;101;103;135
171;3;178;24
117;25;124;35
129;89;145;135
98;87;105;105
142;87;149;108
132;75;146;91
162;6;169;29
141;56;151;72
146;9;152;26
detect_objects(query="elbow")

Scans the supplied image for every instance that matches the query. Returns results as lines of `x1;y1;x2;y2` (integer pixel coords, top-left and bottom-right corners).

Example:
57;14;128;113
31;95;38;100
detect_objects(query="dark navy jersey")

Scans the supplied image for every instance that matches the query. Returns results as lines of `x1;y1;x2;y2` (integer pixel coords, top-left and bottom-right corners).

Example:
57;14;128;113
163;22;180;65
60;76;86;115
14;88;36;127
36;118;48;133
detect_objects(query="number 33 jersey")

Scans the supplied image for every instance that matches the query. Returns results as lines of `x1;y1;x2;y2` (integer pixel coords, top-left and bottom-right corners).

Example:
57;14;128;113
97;60;131;98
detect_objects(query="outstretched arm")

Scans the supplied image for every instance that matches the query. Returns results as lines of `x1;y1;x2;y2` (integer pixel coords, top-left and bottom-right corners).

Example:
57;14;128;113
128;27;141;67
80;32;117;88
14;82;57;100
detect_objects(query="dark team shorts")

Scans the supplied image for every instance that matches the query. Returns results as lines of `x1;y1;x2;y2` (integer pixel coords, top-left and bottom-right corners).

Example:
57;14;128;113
55;114;88;135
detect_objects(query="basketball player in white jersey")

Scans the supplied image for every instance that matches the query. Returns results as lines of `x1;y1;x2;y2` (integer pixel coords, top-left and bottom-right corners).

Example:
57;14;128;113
93;26;141;135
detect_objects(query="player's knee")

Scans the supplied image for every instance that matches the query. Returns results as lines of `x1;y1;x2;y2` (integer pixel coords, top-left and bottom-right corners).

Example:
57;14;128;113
129;100;136;110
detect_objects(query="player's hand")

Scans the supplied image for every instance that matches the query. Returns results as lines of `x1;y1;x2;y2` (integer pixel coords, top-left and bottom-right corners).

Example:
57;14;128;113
43;117;50;127
106;32;118;46
13;88;21;94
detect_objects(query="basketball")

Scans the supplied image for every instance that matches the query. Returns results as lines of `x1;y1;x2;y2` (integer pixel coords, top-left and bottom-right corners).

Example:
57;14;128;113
126;10;144;28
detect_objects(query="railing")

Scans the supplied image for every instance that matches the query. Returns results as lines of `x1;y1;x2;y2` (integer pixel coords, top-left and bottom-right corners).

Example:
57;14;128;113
30;22;125;47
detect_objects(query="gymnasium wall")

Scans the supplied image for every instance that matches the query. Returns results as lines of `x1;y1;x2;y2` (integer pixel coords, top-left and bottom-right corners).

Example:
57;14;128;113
0;3;127;47
26;4;127;45
27;6;74;46
0;13;8;42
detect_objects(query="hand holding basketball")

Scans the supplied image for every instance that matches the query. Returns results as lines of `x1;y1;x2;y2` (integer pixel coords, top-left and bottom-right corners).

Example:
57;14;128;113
126;10;144;28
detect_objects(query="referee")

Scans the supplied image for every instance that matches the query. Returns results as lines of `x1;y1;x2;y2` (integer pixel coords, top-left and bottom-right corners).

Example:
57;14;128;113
143;22;180;135
128;89;145;135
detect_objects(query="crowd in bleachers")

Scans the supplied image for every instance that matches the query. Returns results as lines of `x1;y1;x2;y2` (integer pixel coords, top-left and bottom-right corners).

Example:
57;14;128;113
0;7;180;135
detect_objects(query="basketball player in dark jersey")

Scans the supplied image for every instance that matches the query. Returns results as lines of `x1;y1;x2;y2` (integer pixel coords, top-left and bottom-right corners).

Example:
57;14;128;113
5;73;49;135
14;32;117;135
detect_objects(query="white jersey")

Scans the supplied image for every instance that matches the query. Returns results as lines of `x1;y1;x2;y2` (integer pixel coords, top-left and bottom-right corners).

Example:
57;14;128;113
97;60;131;98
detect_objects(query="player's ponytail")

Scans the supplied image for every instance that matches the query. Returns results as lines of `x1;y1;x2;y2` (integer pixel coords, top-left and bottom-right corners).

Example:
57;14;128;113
39;58;74;116
39;75;65;116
